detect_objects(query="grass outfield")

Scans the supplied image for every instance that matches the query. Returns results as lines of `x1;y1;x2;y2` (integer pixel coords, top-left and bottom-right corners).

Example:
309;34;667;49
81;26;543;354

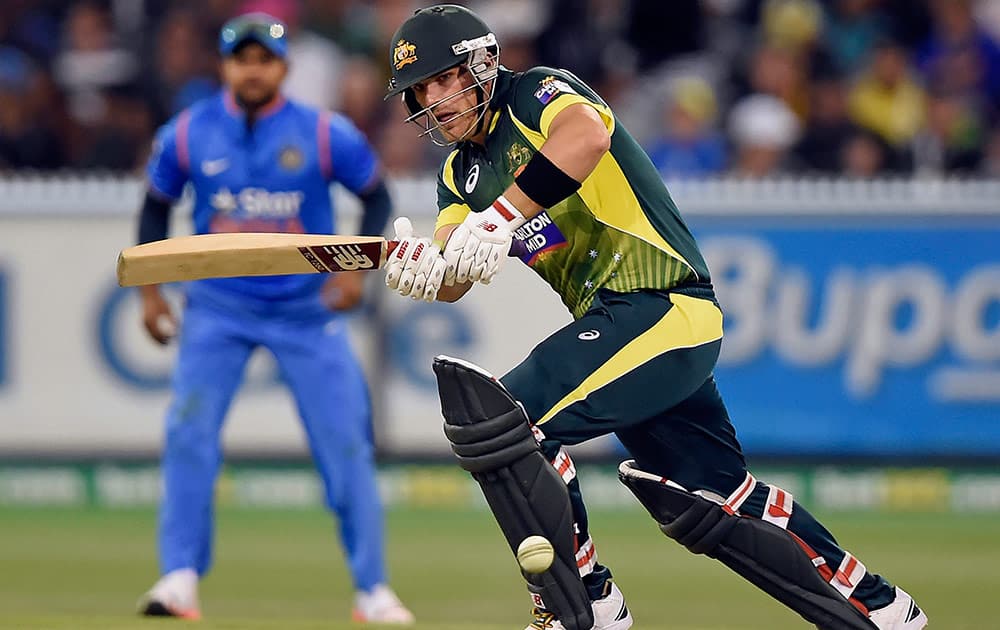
0;506;994;629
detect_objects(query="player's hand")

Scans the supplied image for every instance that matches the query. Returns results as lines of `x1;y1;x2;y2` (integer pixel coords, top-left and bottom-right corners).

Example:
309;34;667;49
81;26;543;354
443;198;525;285
322;271;365;311
384;217;447;301
140;285;177;345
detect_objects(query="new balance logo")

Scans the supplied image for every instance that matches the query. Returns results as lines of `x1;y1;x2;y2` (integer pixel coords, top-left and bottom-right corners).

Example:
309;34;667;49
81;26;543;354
311;244;375;271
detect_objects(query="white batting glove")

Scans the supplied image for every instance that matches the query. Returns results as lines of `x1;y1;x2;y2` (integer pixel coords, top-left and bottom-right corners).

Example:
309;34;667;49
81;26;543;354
443;196;526;285
384;217;447;301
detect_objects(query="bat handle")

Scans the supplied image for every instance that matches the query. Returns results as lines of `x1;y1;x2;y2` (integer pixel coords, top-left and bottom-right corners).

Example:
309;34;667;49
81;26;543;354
384;238;522;259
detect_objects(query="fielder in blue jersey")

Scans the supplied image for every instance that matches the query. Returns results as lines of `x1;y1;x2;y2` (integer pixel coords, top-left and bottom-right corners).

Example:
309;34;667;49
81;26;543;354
134;13;414;625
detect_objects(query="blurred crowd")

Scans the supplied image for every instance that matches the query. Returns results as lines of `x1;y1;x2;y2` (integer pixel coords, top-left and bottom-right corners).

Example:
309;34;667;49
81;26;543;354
2;0;1000;178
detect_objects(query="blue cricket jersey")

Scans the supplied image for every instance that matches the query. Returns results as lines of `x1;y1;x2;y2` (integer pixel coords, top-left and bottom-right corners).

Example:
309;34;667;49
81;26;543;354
147;90;379;306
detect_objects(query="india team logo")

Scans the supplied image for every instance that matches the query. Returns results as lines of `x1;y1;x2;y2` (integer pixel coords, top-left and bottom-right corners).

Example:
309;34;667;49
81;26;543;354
393;39;418;70
279;146;304;171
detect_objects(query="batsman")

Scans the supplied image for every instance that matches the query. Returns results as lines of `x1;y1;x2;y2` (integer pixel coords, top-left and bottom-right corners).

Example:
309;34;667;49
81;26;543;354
383;5;928;630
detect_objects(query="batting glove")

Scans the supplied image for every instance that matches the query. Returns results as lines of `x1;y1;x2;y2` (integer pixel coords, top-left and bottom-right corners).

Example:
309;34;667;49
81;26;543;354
384;217;447;302
443;196;526;285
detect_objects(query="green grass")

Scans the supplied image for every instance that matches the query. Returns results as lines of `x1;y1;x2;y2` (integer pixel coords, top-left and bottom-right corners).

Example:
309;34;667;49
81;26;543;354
0;506;995;629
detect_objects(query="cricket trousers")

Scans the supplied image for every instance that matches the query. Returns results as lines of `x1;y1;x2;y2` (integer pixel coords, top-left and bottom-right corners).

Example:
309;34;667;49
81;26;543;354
502;286;895;611
158;292;387;591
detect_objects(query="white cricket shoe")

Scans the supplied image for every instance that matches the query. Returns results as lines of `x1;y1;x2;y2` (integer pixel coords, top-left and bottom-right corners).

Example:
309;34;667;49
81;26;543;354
352;583;415;624
525;582;632;630
869;587;928;629
136;567;201;620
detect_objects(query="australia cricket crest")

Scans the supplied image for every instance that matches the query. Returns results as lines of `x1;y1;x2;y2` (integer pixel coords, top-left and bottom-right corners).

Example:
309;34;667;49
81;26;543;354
506;142;532;176
393;39;417;70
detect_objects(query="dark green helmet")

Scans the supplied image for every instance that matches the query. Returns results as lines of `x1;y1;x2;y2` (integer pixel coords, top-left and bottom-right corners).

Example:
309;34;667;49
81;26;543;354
385;4;500;145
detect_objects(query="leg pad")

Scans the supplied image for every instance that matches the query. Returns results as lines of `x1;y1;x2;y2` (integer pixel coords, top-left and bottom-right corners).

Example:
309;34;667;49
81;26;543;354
434;356;595;630
619;461;876;630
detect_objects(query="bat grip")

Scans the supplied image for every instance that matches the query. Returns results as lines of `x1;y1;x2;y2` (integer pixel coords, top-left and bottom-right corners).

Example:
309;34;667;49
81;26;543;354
385;239;523;258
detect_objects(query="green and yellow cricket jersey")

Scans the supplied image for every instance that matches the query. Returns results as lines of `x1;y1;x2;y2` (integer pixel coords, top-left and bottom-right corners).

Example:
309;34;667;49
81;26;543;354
434;66;710;319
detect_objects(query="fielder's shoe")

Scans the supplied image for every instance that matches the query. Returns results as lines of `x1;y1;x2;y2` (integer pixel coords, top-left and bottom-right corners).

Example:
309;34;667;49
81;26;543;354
525;581;632;630
351;583;415;624
868;587;928;629
136;568;201;620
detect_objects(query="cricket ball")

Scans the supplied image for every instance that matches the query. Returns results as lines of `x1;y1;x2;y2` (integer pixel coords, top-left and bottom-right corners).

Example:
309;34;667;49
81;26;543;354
516;535;555;574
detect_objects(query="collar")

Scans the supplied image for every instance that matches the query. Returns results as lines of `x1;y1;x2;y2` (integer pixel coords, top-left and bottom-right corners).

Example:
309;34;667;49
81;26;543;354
482;69;516;138
455;68;515;148
222;89;287;122
489;67;516;108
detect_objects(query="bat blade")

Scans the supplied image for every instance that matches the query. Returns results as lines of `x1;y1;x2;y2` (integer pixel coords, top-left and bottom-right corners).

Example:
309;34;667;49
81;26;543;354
116;233;395;287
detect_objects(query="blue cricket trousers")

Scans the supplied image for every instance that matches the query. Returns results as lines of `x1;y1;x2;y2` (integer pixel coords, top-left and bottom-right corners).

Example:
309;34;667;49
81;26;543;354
158;293;386;591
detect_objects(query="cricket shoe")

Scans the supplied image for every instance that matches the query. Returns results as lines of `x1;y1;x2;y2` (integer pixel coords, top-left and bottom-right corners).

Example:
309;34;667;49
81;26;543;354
136;568;201;620
525;581;632;630
351;583;415;624
868;587;928;629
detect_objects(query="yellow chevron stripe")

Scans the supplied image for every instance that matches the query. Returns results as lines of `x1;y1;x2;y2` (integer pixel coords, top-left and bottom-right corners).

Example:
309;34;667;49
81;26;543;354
537;294;723;425
441;149;461;199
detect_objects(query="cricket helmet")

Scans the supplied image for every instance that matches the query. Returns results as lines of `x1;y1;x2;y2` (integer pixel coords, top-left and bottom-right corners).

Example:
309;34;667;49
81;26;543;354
385;4;500;145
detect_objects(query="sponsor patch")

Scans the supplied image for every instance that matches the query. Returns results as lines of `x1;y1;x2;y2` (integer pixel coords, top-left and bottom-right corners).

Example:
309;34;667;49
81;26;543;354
511;211;568;265
534;76;576;105
210;187;304;217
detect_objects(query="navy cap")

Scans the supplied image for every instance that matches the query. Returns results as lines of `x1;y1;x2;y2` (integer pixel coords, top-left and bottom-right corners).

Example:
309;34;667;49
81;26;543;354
219;13;288;58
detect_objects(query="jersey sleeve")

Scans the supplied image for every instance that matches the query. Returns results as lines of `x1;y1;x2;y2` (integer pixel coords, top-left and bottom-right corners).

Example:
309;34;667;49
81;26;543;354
146;114;190;201
326;112;380;194
433;149;472;238
510;67;616;138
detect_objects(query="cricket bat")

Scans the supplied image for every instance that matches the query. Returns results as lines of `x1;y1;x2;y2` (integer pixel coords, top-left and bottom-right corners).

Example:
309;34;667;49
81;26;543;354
116;233;399;287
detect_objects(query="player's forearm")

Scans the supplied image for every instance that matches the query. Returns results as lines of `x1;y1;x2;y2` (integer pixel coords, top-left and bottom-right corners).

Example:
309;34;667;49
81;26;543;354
135;192;172;301
137;190;173;244
357;179;393;236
